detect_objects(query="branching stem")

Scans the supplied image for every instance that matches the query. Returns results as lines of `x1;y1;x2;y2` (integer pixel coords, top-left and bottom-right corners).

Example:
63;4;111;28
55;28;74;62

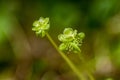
46;32;85;80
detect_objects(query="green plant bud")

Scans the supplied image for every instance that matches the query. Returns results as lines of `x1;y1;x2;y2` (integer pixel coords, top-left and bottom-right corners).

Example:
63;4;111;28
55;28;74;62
63;28;73;35
58;28;85;54
78;32;85;39
58;28;77;42
32;17;50;37
63;28;77;39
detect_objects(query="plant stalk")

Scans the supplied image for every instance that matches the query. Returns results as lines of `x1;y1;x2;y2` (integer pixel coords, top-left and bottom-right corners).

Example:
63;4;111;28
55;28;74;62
46;33;85;80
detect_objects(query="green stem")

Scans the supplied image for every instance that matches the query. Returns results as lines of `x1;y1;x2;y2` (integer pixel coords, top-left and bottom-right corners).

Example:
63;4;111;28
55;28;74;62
46;33;85;80
87;72;95;80
78;53;95;80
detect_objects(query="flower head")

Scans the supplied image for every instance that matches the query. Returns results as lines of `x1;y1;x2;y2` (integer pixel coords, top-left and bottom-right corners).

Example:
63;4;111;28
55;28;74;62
32;17;50;37
58;28;85;53
58;28;77;42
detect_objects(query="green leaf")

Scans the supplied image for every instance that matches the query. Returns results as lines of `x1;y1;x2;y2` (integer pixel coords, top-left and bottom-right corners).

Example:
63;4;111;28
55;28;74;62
33;21;40;27
71;43;81;52
59;43;67;51
41;31;46;37
58;34;65;42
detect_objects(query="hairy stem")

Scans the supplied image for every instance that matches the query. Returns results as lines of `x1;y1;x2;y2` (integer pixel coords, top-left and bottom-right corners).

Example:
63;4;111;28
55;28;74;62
46;33;85;80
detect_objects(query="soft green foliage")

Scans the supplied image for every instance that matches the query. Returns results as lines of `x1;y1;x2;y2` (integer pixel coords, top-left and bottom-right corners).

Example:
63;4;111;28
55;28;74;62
32;17;50;37
58;28;85;53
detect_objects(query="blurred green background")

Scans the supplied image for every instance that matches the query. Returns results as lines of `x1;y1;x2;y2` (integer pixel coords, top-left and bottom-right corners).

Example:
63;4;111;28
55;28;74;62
0;0;120;80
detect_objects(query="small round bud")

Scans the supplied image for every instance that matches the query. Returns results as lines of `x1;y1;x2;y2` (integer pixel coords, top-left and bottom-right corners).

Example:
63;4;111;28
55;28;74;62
78;32;85;39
